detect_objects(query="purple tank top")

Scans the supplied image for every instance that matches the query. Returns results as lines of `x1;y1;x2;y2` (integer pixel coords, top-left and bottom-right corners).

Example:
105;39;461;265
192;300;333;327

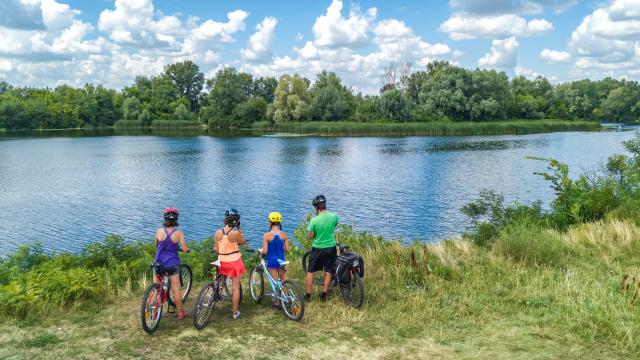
154;227;180;268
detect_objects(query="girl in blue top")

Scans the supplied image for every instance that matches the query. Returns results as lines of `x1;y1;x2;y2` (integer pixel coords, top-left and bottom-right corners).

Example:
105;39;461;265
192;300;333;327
261;212;290;307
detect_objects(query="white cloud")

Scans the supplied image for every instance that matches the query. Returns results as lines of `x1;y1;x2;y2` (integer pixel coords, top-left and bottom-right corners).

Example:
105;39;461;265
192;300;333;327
243;13;452;94
41;0;79;30
567;0;640;79
312;0;377;48
478;37;519;69
540;48;571;64
241;16;277;62
440;14;553;40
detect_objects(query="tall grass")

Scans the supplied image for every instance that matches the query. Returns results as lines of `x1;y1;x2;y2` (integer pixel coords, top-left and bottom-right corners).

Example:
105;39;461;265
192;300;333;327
3;219;640;358
113;120;203;129
113;119;144;129
253;119;601;136
149;120;202;129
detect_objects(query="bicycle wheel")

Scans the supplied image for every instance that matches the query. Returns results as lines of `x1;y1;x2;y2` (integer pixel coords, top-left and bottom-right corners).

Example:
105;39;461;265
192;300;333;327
193;283;216;330
223;276;243;305
301;250;311;273
249;265;264;303
280;280;305;321
339;271;364;309
168;264;193;306
141;283;163;334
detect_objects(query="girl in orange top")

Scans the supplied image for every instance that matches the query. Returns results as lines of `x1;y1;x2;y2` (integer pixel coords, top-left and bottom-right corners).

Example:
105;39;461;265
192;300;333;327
214;208;246;319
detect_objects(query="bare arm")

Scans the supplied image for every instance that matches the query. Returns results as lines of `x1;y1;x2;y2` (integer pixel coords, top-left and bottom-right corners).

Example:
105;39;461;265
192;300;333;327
178;231;189;253
261;234;269;255
230;228;247;245
308;232;315;240
283;232;290;252
213;230;220;253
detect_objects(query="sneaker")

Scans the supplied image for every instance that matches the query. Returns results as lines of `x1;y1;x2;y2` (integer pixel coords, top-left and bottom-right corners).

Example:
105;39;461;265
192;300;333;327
319;292;328;302
232;311;241;319
271;302;281;309
304;294;311;302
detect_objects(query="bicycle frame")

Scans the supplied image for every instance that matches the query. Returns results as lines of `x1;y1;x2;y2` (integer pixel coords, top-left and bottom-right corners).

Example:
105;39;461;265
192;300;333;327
258;256;289;303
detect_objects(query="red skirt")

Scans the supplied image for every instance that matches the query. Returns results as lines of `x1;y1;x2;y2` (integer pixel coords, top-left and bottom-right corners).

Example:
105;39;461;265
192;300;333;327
219;258;246;277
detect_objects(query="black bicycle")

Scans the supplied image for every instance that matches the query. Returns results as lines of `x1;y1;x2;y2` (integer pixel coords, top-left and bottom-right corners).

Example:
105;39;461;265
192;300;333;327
302;244;364;308
192;257;243;330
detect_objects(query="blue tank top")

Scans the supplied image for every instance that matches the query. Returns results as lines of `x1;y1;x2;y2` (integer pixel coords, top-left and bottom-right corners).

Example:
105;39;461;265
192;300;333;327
154;226;180;268
266;230;285;268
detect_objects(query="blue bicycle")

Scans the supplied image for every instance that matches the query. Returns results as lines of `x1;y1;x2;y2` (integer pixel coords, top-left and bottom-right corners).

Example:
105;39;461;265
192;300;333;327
247;249;305;321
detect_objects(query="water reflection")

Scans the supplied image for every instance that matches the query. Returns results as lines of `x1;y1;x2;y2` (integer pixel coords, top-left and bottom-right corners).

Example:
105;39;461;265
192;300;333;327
0;128;637;254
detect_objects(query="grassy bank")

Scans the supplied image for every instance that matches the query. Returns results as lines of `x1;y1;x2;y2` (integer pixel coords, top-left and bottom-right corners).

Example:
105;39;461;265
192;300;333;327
1;219;640;359
252;119;601;136
114;120;203;130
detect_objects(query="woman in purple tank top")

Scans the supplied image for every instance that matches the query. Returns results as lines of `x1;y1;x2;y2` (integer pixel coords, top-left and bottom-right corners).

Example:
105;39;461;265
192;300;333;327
154;207;189;320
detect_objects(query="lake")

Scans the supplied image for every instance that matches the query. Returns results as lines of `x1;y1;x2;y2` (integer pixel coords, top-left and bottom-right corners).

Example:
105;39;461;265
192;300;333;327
0;127;637;255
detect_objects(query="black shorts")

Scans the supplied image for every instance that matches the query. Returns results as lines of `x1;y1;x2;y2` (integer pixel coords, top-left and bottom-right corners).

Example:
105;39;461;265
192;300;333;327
154;264;180;276
307;247;337;273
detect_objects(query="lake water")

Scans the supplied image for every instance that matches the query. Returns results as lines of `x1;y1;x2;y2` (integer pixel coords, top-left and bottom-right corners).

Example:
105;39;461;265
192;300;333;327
0;127;637;255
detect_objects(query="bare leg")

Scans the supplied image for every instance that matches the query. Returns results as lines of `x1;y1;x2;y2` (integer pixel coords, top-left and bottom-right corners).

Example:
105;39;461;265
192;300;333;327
305;271;314;294
279;268;286;282
231;276;241;313
268;268;280;305
323;272;332;293
169;274;183;315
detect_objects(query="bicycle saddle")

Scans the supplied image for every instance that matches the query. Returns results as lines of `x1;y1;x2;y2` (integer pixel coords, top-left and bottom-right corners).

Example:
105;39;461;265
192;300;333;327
277;259;290;266
211;260;221;267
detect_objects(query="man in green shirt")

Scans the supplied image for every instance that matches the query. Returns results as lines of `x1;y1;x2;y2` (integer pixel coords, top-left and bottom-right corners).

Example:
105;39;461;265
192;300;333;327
305;195;339;302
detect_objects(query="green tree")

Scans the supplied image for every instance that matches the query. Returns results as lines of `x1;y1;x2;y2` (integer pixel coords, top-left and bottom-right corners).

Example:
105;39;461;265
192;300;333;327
174;103;190;121
376;89;411;122
253;76;278;102
273;74;311;122
123;97;142;120
163;61;204;111
233;97;268;127
310;71;353;121
206;67;254;125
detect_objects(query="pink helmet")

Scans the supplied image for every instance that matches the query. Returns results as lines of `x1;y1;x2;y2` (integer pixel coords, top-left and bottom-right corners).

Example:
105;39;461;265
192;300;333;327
163;207;179;221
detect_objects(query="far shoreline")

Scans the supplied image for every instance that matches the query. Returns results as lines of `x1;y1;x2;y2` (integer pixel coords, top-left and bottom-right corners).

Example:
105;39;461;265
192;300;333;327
0;119;607;138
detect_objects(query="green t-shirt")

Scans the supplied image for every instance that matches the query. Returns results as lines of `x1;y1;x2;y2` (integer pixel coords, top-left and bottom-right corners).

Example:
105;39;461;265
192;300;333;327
308;211;339;249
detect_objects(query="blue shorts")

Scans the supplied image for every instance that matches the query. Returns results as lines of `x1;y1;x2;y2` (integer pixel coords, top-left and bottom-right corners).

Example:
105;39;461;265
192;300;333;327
267;259;285;270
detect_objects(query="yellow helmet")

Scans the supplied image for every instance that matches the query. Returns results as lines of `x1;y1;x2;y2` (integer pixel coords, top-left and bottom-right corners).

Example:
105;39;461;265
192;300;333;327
268;212;282;223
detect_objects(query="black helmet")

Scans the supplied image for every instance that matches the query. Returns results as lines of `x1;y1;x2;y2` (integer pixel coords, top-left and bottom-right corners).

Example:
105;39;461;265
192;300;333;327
312;195;326;207
224;208;241;227
163;207;179;221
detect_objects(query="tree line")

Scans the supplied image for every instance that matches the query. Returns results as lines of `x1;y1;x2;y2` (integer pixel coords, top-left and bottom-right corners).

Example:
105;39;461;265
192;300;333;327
1;60;639;130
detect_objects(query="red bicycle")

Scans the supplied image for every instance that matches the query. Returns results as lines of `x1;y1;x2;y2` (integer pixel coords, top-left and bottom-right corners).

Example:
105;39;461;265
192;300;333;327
140;262;193;334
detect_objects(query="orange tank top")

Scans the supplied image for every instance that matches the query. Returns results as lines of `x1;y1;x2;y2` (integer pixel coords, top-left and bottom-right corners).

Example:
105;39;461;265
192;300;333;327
218;228;241;262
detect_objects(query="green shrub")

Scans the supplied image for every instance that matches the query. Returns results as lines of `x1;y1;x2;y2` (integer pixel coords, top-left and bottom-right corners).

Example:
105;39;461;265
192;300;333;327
494;221;569;266
606;197;640;226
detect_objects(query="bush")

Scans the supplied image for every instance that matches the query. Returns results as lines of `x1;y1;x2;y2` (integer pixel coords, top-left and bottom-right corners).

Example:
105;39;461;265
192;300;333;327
494;221;569;266
606;197;640;226
461;189;545;246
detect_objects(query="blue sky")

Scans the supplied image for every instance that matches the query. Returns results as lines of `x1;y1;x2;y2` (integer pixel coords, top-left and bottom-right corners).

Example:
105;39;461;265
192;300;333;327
0;0;638;93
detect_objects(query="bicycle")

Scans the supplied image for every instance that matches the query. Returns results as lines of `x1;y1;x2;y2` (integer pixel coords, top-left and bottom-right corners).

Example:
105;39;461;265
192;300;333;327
248;249;305;321
140;262;193;334
302;244;364;309
192;255;244;330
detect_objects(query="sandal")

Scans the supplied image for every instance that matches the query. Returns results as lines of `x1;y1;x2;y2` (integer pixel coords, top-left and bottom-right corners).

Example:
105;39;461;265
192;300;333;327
178;311;188;320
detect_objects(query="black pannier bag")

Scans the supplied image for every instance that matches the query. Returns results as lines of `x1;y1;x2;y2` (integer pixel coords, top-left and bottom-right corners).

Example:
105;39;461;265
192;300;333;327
335;251;364;284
